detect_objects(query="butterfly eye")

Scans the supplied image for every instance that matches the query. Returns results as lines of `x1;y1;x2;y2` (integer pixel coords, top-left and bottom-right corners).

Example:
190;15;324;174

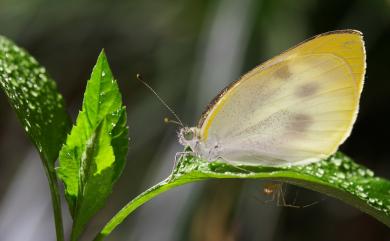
183;130;194;141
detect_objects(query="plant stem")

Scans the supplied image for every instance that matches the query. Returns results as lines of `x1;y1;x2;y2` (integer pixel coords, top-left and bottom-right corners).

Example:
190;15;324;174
93;177;193;241
45;166;65;241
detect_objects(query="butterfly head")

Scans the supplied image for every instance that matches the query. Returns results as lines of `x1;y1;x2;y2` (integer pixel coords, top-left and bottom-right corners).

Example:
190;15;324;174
178;127;201;150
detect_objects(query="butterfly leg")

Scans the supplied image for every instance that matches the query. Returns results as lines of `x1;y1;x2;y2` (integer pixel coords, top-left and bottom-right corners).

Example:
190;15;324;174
173;151;194;171
215;156;251;174
174;151;185;169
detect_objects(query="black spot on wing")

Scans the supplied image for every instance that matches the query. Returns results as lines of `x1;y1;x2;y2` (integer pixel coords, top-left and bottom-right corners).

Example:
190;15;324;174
295;83;319;97
274;64;291;79
289;113;313;132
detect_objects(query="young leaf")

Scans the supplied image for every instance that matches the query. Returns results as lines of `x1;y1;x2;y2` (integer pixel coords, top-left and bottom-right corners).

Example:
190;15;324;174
0;36;71;241
94;152;390;241
57;51;128;241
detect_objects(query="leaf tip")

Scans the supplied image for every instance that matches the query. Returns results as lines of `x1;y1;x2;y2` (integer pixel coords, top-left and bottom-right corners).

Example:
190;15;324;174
98;49;107;61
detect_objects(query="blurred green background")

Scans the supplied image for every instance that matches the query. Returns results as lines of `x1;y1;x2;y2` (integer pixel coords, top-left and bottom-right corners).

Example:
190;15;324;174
1;0;390;240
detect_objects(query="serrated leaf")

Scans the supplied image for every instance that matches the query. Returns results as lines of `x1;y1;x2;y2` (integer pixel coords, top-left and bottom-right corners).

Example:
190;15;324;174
0;36;71;167
57;51;128;241
94;152;390;241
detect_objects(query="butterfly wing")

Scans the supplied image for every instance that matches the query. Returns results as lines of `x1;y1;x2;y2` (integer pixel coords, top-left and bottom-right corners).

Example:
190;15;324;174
198;30;365;166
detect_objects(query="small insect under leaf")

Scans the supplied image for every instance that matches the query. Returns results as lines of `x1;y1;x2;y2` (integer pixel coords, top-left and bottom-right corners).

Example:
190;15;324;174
259;182;319;208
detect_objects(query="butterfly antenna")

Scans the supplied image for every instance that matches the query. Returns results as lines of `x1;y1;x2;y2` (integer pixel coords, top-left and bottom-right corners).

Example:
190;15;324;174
136;74;184;127
164;117;183;126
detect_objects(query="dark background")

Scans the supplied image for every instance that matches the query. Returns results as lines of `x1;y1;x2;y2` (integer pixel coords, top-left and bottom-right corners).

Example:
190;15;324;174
0;0;390;240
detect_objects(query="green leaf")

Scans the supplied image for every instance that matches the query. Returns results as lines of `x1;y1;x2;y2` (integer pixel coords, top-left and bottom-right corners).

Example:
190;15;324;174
57;51;128;241
0;36;71;167
0;35;71;241
94;152;390;241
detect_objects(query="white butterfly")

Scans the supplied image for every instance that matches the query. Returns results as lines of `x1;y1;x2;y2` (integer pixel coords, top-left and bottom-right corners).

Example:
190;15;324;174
178;30;365;167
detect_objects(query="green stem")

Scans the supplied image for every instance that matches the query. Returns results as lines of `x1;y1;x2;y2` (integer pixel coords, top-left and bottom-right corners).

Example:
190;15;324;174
93;177;195;241
45;167;65;241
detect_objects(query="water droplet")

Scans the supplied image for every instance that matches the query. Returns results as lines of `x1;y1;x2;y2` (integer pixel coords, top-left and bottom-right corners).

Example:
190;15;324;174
331;158;342;166
28;102;36;110
336;172;345;179
315;168;324;177
366;169;374;177
342;163;350;170
31;91;38;97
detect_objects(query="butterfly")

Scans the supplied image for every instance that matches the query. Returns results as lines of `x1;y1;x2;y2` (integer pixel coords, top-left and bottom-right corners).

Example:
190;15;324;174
178;30;365;167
